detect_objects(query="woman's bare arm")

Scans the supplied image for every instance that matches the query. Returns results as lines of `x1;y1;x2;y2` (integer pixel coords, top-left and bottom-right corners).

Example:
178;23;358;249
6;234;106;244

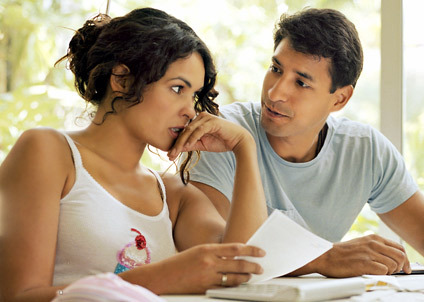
167;112;267;250
0;129;73;301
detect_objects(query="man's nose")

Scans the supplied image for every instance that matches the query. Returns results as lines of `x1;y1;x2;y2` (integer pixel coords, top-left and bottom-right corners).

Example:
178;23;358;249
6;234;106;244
268;76;290;103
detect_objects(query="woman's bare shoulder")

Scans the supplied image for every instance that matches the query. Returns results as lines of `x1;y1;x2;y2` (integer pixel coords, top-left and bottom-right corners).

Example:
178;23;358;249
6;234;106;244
160;173;205;219
161;173;201;196
162;173;184;189
0;128;73;180
11;127;68;150
161;172;210;207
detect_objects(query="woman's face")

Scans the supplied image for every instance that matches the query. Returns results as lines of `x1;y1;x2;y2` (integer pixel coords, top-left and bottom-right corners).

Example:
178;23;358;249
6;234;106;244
122;52;205;151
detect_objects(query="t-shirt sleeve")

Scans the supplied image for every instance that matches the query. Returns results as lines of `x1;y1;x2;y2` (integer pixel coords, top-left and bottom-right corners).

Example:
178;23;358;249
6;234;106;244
187;150;236;203
368;129;418;213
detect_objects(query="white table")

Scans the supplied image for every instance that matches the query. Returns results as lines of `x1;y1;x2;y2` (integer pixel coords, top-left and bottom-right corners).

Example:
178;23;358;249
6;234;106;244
160;274;424;302
161;275;349;301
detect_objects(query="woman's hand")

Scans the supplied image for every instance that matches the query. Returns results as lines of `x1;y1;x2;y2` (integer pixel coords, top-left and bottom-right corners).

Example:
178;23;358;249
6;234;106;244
126;243;265;294
167;112;252;161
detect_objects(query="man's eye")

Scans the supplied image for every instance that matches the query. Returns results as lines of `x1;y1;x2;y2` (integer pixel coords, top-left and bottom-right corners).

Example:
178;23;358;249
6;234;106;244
270;65;281;74
172;86;183;94
297;80;310;88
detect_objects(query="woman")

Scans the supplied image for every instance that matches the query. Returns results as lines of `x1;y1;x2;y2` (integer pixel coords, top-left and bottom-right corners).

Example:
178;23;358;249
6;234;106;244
0;7;267;301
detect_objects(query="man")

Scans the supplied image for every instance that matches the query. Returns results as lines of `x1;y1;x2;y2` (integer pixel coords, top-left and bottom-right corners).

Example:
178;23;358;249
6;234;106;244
187;8;424;277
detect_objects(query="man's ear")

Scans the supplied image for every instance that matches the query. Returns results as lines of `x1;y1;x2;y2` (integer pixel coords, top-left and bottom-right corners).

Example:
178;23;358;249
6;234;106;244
331;85;354;112
110;64;131;92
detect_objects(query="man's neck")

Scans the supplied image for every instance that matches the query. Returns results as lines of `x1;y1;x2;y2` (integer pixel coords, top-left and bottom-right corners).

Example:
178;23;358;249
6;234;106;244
267;124;328;163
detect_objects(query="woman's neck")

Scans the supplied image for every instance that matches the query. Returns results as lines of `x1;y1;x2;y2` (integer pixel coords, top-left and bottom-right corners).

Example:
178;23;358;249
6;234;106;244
71;120;147;172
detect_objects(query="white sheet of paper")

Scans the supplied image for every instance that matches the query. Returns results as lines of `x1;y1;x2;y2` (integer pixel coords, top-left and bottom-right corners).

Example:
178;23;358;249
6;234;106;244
240;210;333;283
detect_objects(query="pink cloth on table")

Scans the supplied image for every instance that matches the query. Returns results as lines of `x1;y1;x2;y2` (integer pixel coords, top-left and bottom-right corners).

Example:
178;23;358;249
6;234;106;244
52;272;165;302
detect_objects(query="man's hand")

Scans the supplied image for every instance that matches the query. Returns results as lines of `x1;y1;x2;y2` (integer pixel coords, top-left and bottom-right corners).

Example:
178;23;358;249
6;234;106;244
288;234;411;277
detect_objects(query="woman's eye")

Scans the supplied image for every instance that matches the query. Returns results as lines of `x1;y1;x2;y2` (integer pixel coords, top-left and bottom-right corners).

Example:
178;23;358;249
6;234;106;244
171;86;183;94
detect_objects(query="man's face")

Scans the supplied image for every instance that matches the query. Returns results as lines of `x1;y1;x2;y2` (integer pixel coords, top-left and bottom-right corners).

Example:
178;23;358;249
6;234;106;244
260;38;339;141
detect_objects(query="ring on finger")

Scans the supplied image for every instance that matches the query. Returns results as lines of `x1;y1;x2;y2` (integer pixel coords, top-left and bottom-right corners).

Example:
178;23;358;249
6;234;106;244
221;273;228;286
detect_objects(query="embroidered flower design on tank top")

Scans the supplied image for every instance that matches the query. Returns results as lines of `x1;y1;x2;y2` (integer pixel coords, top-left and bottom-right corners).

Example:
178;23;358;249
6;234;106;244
114;228;151;274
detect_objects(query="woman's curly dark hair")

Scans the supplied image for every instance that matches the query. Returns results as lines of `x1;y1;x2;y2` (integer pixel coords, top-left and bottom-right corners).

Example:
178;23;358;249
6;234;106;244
56;7;219;184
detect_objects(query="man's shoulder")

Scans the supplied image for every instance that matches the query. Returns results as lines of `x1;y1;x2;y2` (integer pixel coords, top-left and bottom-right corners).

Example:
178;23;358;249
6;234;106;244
327;116;395;155
219;101;261;121
217;102;262;137
328;115;376;138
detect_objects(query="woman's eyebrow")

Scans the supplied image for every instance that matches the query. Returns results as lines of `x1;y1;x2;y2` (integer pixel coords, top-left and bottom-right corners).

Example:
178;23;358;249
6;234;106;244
169;76;192;88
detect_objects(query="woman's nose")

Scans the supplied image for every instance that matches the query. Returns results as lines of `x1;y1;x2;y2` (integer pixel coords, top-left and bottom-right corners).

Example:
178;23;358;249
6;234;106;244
182;95;197;120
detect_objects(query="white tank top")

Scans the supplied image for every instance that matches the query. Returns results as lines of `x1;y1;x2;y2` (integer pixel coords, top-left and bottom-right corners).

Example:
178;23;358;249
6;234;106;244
53;133;177;286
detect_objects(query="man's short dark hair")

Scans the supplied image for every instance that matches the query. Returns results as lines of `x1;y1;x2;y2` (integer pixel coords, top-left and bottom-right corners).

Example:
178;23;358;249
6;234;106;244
274;8;363;93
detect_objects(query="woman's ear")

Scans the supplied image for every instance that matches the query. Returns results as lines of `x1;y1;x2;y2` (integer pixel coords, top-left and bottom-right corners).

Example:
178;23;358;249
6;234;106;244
331;85;354;113
110;64;131;92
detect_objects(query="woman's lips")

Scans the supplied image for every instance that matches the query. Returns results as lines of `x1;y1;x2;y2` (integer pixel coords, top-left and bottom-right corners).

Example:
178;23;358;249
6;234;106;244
169;127;183;139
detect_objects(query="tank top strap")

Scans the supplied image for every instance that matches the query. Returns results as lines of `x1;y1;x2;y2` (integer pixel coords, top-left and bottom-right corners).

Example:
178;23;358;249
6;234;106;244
61;132;83;168
60;133;167;205
148;169;167;204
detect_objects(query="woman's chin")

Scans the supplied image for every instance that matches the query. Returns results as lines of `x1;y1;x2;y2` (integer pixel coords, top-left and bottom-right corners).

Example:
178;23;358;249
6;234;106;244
145;139;177;157
155;141;174;153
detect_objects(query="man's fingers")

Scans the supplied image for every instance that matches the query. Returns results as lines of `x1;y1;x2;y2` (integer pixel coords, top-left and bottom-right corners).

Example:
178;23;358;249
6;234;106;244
379;237;411;273
368;236;410;274
372;253;401;274
317;236;412;278
368;261;392;275
402;260;412;274
379;236;407;253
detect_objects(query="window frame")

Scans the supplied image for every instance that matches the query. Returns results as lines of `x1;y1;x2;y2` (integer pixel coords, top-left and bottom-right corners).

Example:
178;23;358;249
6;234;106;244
378;0;404;241
380;0;404;153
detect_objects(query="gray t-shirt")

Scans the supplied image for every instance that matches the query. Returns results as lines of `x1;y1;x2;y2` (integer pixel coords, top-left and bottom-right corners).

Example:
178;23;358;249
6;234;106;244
188;102;418;242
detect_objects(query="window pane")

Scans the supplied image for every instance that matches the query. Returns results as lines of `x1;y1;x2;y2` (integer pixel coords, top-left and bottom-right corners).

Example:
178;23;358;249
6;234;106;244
403;0;424;263
404;0;424;192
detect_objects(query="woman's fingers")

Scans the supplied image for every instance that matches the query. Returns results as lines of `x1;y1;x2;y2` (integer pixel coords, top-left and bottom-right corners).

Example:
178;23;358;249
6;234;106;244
164;243;264;293
213;244;265;278
215;272;252;287
213;243;266;259
196;243;265;276
167;112;249;161
167;113;212;159
179;120;214;149
212;244;265;287
217;257;263;275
